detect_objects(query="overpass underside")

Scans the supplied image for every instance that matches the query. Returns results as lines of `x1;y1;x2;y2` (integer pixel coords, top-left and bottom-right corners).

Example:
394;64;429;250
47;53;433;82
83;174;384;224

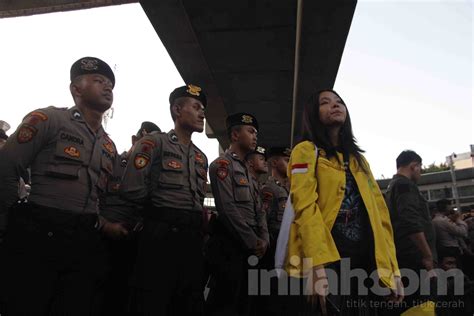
0;0;356;149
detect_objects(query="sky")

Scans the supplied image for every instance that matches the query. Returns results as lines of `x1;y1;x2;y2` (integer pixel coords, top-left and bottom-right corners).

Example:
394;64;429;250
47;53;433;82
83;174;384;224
0;1;472;179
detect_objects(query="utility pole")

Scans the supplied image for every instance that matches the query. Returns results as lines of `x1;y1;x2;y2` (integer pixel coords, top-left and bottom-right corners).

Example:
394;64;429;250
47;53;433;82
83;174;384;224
447;153;461;211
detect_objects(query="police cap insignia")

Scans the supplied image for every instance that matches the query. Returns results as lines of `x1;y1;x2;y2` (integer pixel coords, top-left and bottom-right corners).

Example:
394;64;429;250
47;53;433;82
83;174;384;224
241;115;253;124
81;58;98;71
186;84;201;96
70;56;115;88
169;84;207;107
245;145;266;161
226;112;258;131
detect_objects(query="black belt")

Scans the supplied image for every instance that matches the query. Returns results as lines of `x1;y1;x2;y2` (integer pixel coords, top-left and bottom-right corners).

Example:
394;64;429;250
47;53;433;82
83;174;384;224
9;201;99;231
141;207;203;229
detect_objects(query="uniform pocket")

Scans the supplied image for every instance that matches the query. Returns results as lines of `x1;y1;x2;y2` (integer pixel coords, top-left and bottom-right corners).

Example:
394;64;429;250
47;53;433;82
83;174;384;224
233;173;251;202
158;159;184;188
46;141;84;179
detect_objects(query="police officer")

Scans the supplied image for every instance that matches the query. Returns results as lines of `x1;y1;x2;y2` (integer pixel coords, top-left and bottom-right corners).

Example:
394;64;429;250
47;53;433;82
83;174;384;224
259;147;291;315
261;147;291;253
120;84;208;315
100;121;161;315
245;146;268;181
245;146;268;230
206;113;269;316
0;57;118;315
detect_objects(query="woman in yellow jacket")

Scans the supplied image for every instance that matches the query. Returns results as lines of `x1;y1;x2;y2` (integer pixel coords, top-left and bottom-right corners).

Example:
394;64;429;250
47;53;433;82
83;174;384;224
286;89;403;315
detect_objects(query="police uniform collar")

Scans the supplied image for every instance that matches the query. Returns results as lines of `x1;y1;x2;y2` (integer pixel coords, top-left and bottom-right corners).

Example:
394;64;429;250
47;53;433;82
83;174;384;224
168;130;179;143
70;106;84;121
268;176;279;186
225;150;244;162
69;106;106;136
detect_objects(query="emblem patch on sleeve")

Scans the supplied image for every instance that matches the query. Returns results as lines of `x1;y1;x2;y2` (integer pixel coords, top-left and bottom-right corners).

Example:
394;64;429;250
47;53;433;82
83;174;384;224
17;125;37;143
217;159;230;166
263;191;274;200
64;146;80;158
134;153;150;169
195;151;204;164
24;112;48;126
103;141;115;154
217;166;228;180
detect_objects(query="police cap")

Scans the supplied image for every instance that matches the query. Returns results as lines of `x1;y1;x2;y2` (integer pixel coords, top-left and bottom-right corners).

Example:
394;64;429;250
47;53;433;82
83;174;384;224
70;57;115;88
245;146;267;161
169;84;207;108
136;121;161;137
268;147;291;158
226;112;258;131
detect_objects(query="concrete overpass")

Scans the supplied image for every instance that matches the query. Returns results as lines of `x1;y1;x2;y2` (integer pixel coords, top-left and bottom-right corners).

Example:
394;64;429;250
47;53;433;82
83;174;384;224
0;0;357;149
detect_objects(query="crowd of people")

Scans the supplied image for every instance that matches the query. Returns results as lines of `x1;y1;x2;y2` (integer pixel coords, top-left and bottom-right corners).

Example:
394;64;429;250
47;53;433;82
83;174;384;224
0;56;472;316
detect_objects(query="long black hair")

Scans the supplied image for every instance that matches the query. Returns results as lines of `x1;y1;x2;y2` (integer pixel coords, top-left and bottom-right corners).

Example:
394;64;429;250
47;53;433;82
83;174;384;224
300;89;367;172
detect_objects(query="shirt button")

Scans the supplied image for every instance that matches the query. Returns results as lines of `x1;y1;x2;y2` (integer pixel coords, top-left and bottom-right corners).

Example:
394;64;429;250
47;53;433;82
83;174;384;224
47;231;53;237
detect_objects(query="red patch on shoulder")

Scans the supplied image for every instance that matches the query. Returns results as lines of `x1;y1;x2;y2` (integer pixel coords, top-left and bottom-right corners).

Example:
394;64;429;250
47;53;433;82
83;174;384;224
29;111;48;121
134;154;149;169
217;166;228;180
217;159;230;166
17;125;37;143
263;191;274;200
195;151;204;164
141;140;155;148
103;141;115;154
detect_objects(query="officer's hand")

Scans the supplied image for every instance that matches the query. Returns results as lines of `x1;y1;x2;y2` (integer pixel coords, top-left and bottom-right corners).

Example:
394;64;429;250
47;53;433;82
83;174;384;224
102;221;129;240
254;239;268;258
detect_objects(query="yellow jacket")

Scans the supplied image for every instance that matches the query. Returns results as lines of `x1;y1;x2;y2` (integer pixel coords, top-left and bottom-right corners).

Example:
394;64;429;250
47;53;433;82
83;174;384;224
286;141;400;289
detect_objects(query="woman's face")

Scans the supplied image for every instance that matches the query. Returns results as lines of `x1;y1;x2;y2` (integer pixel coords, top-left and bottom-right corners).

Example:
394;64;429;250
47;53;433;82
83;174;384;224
318;90;347;127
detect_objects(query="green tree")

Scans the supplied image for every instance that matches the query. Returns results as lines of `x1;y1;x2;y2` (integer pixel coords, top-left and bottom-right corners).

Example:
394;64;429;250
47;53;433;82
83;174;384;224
421;162;450;174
